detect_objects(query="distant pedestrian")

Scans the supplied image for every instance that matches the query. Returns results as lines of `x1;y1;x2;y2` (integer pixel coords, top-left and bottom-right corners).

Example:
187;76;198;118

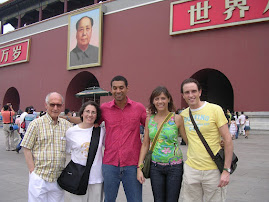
244;116;250;139
234;112;240;139
1;103;16;151
239;112;246;135
16;107;29;153
229;117;237;140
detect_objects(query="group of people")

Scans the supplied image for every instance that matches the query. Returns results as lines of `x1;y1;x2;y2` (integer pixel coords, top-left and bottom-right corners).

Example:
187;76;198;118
226;110;251;140
16;75;234;202
1;104;40;152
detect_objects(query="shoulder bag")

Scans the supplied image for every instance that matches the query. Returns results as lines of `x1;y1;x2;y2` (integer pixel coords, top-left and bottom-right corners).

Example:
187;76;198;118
189;108;238;174
57;126;101;195
142;112;173;178
9;112;16;130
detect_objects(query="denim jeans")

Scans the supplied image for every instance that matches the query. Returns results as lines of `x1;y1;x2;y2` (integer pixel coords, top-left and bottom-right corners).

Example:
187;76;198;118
102;164;142;202
16;134;24;151
150;162;183;202
236;124;240;139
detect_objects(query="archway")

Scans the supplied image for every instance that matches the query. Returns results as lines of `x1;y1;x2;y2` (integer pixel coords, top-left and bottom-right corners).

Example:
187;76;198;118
181;69;234;111
3;87;20;112
65;71;99;112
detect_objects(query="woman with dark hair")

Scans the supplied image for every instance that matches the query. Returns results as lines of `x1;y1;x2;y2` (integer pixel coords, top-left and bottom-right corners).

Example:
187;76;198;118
137;86;188;202
65;101;105;202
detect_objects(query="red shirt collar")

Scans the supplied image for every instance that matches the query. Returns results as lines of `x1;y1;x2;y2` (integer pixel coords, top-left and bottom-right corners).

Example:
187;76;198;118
109;96;132;108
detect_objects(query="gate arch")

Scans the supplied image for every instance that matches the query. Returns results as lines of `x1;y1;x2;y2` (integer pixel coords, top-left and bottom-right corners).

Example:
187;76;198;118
3;87;20;112
65;71;99;112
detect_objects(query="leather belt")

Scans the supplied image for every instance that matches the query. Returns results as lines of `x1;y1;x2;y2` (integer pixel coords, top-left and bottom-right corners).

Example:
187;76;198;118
3;123;12;124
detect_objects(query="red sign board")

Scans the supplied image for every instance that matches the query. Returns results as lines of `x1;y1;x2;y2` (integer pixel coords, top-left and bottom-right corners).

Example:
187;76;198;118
170;0;269;35
0;39;31;67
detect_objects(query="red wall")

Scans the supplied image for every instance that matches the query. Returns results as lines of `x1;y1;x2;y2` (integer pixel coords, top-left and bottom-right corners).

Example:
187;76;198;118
0;0;268;111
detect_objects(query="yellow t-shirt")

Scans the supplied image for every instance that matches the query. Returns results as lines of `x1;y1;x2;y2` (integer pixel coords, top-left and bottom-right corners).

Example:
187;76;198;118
181;102;227;170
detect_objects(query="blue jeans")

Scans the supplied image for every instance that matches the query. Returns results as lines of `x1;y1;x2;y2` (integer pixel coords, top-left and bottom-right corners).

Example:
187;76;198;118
16;134;24;151
150;162;183;202
236;124;240;139
102;164;142;202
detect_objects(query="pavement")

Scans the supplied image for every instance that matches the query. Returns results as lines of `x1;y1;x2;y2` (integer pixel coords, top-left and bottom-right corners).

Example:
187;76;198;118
0;128;269;202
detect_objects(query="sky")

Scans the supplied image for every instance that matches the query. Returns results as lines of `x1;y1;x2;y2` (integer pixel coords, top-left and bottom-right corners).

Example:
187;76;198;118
0;0;15;34
0;0;8;3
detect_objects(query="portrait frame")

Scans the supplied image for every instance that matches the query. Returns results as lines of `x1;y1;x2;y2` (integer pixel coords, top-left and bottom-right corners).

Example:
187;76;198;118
67;5;103;70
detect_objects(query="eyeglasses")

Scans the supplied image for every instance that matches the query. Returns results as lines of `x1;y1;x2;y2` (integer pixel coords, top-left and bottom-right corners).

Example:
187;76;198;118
48;103;63;108
84;110;97;115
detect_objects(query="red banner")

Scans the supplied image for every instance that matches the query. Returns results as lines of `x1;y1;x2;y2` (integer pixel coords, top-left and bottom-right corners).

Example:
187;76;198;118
0;39;31;67
170;0;269;35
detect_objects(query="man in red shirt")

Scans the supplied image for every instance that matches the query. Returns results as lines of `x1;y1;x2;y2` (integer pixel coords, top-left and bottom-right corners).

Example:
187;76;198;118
101;75;147;202
1;103;16;151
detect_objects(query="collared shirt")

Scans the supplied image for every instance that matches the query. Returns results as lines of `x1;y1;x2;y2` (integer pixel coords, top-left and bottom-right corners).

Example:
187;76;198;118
70;44;99;66
1;110;15;123
101;97;147;167
21;113;73;182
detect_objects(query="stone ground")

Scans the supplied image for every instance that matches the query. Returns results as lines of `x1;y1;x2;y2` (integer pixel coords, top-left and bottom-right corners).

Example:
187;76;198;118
0;128;268;202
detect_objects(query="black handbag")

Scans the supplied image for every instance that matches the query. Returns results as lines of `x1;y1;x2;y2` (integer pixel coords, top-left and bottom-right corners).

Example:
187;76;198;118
189;109;238;174
57;127;101;195
9;112;14;131
142;112;173;178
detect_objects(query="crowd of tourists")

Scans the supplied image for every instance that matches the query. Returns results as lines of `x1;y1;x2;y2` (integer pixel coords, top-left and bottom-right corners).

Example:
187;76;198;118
225;110;251;140
0;75;241;202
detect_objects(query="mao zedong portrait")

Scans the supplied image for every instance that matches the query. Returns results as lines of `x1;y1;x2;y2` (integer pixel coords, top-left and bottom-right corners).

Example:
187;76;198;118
70;16;99;66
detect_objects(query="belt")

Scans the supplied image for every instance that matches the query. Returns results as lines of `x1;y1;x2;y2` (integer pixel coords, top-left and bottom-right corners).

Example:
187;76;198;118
3;123;12;124
151;159;183;166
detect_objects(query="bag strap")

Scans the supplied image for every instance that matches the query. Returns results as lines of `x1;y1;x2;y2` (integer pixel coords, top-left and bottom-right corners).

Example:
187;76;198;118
189;108;215;161
10;112;13;124
83;127;101;176
149;112;173;152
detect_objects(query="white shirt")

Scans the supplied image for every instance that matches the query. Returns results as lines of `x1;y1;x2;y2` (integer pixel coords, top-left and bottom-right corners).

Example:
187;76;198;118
19;112;28;134
239;114;246;124
66;125;105;184
234;115;240;125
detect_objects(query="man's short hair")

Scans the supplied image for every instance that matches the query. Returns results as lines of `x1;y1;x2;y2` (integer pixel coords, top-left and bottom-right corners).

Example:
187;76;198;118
45;92;64;104
180;78;202;93
25;107;29;112
110;75;128;87
76;16;94;30
3;105;9;111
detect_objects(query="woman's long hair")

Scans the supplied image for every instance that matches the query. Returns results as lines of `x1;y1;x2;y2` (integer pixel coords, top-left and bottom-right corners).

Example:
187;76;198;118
148;86;176;114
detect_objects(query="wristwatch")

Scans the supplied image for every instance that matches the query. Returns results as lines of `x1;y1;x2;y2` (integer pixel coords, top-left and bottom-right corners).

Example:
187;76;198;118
223;168;231;173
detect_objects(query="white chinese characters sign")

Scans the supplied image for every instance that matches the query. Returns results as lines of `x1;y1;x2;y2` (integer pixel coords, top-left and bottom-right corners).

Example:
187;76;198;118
170;0;269;35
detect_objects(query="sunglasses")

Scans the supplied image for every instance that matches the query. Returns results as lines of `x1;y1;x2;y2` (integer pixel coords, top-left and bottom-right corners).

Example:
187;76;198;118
49;103;63;108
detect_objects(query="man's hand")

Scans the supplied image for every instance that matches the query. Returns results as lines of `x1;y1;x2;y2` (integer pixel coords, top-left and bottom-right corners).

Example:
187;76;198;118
137;168;145;184
218;170;230;187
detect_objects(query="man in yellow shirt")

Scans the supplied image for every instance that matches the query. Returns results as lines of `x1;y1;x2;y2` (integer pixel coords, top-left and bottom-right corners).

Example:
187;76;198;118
180;78;233;202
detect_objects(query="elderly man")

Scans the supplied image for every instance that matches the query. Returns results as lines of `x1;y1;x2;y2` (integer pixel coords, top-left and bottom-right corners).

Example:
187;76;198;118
70;16;99;66
21;92;73;202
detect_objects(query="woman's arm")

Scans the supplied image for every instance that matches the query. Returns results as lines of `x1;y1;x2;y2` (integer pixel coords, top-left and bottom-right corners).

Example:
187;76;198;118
137;117;150;184
176;114;188;145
